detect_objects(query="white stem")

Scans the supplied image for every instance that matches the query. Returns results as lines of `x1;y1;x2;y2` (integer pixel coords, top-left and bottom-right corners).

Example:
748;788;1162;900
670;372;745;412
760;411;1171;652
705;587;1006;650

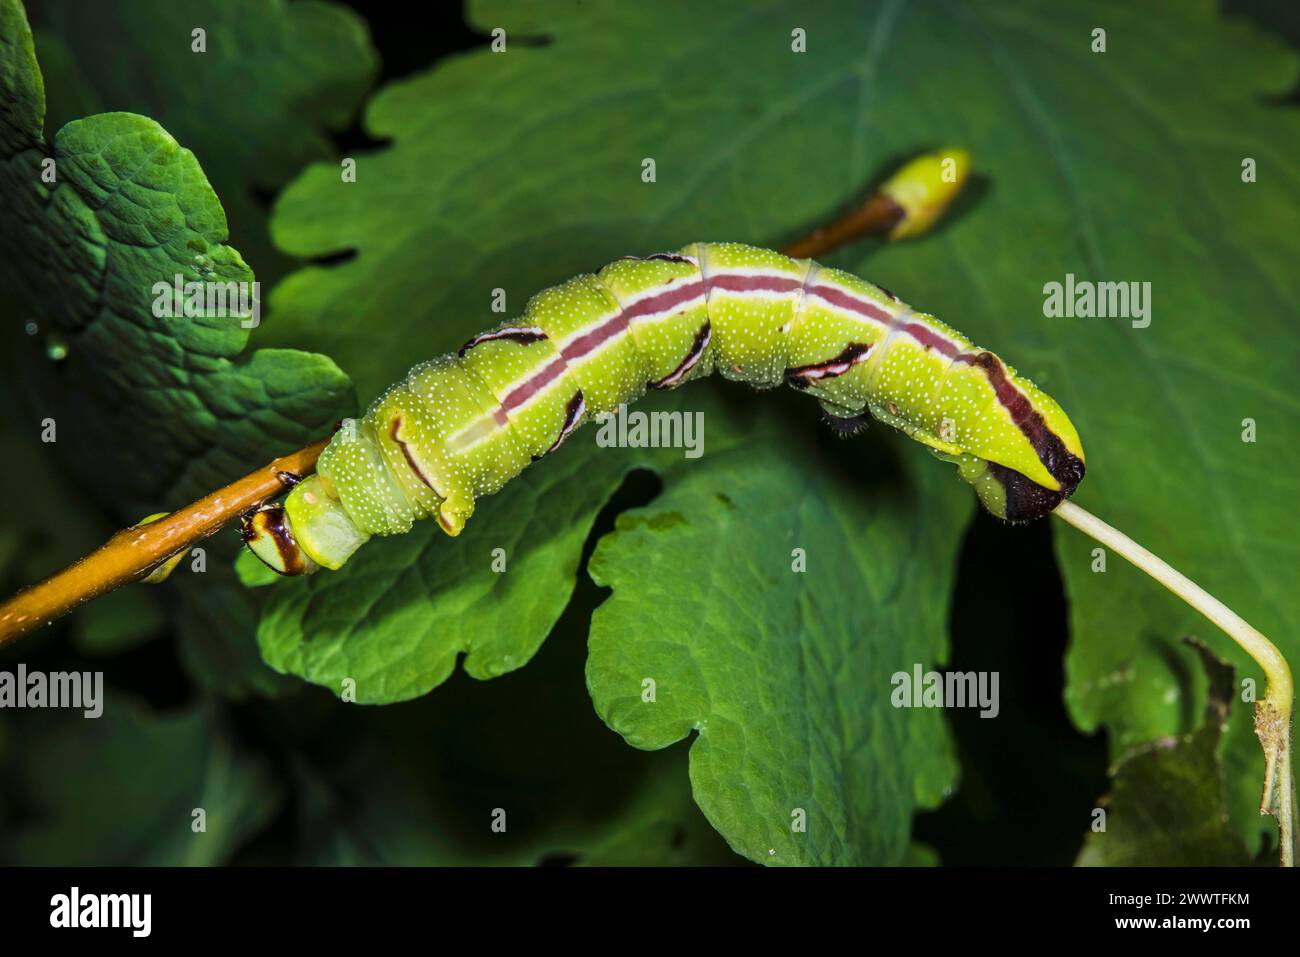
1052;500;1294;867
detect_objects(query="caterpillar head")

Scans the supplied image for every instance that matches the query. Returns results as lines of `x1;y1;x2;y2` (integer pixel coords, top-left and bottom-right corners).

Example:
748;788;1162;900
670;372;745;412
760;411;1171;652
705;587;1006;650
943;451;1085;523
241;475;370;575
241;504;319;576
921;350;1086;522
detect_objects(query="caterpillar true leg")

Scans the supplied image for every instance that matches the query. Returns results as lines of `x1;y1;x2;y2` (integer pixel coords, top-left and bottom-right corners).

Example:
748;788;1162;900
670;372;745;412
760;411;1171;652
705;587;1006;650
242;242;1085;575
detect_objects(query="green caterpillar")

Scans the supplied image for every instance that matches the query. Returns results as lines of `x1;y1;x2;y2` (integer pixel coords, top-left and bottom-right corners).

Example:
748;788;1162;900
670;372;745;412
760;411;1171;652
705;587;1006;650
243;242;1085;575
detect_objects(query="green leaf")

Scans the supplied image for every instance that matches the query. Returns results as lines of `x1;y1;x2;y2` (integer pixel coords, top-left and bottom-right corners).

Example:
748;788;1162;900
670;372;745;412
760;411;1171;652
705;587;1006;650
1077;640;1252;866
585;403;965;866
0;0;42;151
5;694;281;865
29;0;378;281
0;0;355;516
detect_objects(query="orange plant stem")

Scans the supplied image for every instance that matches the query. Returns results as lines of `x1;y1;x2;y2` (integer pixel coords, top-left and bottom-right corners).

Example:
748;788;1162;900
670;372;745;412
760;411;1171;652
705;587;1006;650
0;438;331;645
782;192;904;259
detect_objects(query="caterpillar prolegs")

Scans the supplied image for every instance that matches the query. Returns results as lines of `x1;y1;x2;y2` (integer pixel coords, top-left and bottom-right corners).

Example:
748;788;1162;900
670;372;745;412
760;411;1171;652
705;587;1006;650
242;242;1085;575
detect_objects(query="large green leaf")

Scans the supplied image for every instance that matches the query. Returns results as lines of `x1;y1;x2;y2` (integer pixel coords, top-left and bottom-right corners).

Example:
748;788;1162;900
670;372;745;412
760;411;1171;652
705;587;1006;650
3;694;281;865
253;0;1294;858
29;0;378;281
585;405;965;866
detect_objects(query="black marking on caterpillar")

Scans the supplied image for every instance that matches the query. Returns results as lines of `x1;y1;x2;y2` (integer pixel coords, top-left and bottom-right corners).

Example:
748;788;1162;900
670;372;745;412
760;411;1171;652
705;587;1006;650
985;461;1069;523
649;321;711;390
458;325;549;358
622;252;698;266
538;390;585;459
785;342;873;390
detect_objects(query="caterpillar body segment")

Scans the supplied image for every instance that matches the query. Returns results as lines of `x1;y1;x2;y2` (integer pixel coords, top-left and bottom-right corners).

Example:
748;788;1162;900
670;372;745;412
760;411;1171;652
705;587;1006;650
242;242;1085;575
685;242;809;389
598;253;714;390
